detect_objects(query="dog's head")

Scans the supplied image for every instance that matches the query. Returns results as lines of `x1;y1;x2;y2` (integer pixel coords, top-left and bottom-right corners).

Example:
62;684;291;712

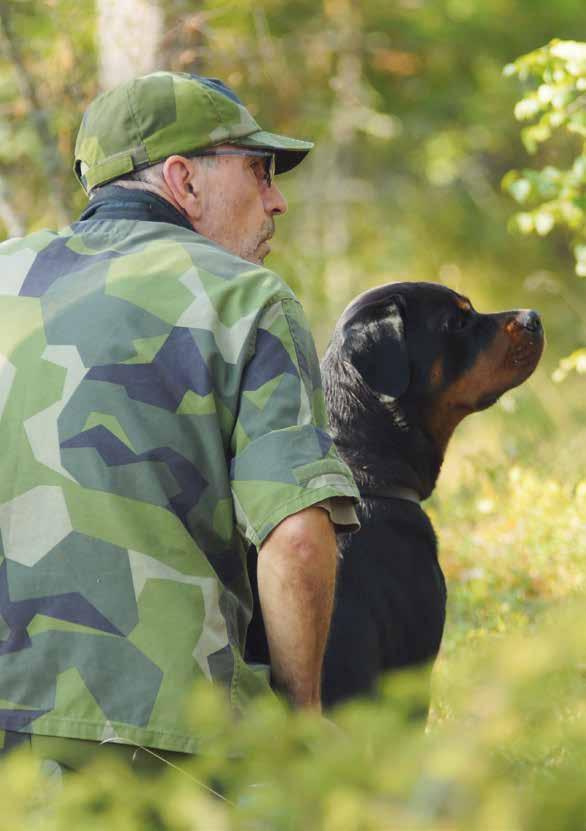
324;281;544;454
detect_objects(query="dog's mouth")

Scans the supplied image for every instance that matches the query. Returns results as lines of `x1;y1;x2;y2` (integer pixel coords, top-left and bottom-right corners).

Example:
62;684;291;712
510;339;543;368
505;331;544;378
472;334;544;411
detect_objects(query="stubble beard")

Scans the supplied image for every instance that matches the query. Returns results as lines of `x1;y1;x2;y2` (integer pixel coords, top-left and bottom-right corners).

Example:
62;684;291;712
240;218;275;265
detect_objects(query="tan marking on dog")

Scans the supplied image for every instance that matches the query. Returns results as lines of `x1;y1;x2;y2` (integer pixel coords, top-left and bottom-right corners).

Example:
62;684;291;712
425;320;541;454
456;297;472;313
430;357;444;390
426;348;497;455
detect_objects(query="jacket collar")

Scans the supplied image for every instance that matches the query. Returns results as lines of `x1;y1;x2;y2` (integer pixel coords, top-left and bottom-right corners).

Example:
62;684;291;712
78;185;194;232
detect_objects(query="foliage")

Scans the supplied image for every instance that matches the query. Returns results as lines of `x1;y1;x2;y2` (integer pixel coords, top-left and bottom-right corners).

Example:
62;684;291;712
503;40;586;274
502;40;586;381
433;457;586;656
2;604;586;829
0;0;96;226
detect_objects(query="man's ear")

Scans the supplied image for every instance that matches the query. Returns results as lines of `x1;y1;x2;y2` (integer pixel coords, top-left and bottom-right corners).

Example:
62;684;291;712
340;295;410;399
162;155;202;222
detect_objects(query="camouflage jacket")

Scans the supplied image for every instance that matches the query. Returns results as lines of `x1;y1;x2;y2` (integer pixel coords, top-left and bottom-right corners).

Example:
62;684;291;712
0;188;359;753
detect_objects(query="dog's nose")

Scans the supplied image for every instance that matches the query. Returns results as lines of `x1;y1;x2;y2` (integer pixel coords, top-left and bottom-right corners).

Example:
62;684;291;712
519;310;542;334
505;310;543;338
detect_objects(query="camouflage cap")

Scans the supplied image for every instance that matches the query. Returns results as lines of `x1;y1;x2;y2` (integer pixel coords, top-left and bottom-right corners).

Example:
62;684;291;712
74;72;314;192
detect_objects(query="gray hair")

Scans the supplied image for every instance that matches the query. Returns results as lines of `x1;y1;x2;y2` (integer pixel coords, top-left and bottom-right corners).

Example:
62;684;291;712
121;161;166;187
89;155;217;199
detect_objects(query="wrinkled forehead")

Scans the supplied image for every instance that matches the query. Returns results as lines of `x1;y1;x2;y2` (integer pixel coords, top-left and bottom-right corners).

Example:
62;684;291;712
340;282;468;328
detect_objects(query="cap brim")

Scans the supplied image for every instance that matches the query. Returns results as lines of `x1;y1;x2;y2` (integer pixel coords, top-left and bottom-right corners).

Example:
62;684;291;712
233;130;313;174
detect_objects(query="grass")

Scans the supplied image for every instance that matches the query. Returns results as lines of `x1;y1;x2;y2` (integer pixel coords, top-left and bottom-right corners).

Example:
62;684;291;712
435;382;586;644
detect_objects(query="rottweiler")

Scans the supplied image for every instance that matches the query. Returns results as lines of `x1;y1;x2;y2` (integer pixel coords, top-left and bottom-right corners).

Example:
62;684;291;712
320;281;544;712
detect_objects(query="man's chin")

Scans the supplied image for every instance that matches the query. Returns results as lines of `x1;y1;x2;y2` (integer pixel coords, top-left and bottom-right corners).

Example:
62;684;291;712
240;240;271;266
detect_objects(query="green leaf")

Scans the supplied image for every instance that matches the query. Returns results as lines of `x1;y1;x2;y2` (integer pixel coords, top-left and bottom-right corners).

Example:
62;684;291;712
534;210;555;235
508;177;531;204
575;244;586;276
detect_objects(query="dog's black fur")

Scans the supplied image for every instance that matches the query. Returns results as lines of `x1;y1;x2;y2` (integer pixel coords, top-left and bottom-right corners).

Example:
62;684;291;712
320;281;544;711
244;282;544;714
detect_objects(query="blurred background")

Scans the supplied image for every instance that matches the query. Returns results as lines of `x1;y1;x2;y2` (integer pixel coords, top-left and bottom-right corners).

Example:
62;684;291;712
0;0;584;659
1;5;586;826
1;0;584;479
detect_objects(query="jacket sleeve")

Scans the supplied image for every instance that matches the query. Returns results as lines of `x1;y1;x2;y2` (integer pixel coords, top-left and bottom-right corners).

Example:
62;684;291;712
229;298;359;549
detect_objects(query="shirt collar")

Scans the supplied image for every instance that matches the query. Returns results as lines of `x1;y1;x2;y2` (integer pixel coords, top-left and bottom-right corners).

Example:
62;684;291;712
78;185;194;232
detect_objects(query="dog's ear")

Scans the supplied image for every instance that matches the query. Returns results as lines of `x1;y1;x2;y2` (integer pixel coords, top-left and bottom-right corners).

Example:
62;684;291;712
339;295;410;399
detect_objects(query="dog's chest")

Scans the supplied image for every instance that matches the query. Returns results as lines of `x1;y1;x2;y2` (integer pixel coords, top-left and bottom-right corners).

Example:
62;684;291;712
335;501;447;665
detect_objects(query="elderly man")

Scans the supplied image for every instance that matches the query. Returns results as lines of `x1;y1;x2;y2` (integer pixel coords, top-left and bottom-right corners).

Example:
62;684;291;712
0;72;358;770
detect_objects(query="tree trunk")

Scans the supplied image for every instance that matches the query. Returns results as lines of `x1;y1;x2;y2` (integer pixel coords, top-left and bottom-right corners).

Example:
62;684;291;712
0;176;24;237
97;0;164;91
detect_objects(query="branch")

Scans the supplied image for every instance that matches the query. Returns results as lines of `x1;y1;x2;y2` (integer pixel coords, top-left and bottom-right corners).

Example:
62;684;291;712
0;174;24;237
0;2;70;225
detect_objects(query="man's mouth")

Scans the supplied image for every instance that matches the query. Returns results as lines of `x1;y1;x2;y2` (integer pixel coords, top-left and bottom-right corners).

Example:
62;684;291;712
256;222;275;260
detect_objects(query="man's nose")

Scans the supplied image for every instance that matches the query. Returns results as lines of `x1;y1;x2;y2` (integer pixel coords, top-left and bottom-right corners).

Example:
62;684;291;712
264;182;288;215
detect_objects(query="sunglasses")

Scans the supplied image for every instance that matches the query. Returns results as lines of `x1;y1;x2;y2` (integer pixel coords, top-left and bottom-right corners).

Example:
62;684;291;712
190;149;276;188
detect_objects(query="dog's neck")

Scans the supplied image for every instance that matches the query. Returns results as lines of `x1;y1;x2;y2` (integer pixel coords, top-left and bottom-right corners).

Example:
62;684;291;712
323;359;444;501
332;418;443;502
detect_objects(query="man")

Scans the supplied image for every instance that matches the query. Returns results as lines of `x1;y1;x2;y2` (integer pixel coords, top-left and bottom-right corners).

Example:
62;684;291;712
0;72;359;769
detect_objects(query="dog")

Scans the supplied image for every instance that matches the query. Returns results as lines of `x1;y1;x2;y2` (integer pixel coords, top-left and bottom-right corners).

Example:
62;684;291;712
319;281;544;712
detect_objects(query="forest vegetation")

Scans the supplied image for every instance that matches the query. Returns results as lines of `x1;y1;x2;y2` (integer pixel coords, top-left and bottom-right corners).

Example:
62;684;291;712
0;1;585;828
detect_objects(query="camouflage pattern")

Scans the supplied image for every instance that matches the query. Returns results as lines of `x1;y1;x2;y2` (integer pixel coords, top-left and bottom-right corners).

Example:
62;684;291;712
0;728;192;773
0;212;358;754
75;72;314;192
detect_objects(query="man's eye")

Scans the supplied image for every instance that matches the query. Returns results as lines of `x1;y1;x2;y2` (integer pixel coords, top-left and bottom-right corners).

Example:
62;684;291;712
250;161;264;181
